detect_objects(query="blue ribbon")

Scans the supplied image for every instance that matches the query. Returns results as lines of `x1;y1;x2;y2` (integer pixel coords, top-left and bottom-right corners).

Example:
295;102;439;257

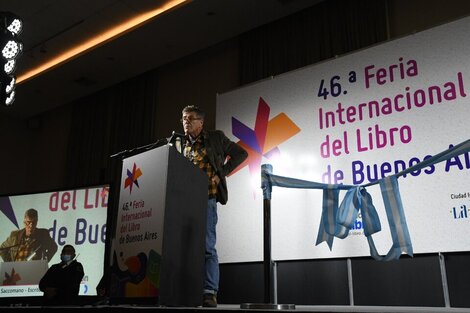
261;138;470;261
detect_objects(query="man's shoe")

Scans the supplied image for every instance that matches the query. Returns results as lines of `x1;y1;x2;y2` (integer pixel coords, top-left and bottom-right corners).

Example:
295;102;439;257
202;293;217;308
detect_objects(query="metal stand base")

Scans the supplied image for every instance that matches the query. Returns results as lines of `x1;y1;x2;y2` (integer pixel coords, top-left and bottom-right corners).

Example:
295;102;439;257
240;303;295;310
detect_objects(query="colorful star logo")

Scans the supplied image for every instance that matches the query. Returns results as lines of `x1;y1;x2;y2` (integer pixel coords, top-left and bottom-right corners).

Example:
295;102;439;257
231;97;301;178
124;163;143;194
100;187;109;203
3;268;21;285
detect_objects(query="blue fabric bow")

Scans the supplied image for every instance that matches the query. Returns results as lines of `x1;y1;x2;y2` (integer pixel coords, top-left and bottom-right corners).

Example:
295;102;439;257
261;138;470;261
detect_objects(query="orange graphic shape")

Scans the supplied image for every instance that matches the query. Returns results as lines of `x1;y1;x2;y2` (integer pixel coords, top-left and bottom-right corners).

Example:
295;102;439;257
125;277;158;297
263;113;301;154
229;142;262;176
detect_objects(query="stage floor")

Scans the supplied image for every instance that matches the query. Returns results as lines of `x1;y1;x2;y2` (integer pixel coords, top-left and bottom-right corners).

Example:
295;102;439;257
2;304;470;313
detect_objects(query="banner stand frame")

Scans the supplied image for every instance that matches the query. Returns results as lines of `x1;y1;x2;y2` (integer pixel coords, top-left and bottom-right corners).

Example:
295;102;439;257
240;189;295;310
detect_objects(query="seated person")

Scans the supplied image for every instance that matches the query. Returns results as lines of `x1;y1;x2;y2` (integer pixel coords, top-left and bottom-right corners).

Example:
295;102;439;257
39;244;84;305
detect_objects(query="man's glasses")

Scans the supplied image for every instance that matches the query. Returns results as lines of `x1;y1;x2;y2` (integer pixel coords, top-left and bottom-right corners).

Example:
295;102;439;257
181;117;201;123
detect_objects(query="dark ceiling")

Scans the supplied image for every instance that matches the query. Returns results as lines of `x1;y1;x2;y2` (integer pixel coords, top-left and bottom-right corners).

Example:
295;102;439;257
0;0;322;120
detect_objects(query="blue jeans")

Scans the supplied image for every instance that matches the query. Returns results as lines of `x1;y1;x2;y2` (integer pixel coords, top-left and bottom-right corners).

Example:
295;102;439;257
204;198;219;294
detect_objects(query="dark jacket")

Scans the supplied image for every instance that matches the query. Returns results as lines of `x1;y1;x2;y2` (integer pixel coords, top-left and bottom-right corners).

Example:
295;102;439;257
39;259;84;305
202;130;248;204
0;228;58;262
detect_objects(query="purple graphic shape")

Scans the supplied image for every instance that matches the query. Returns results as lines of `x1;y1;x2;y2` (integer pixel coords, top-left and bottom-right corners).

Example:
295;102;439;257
232;117;261;153
0;197;19;229
127;169;139;188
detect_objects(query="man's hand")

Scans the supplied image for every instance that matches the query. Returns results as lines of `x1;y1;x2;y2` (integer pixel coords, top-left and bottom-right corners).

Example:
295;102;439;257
211;175;220;185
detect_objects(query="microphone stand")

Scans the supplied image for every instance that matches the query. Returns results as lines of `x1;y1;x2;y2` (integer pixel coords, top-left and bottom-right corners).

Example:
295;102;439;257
26;244;42;261
109;137;170;159
167;131;186;154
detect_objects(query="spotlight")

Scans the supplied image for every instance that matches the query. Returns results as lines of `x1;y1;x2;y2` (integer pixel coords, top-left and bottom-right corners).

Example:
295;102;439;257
0;74;16;106
4;75;15;93
1;12;23;35
0;11;22;106
5;90;15;106
0;31;22;60
4;59;16;75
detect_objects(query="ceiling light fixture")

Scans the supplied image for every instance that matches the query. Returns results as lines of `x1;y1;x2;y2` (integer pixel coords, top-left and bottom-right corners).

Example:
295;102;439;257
1;11;23;106
1;36;22;60
0;73;17;106
17;0;189;85
2;11;23;35
5;90;15;105
4;59;16;74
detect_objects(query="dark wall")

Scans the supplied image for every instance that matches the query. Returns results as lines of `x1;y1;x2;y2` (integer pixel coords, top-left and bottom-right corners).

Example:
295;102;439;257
219;252;470;307
277;259;349;305
352;255;444;306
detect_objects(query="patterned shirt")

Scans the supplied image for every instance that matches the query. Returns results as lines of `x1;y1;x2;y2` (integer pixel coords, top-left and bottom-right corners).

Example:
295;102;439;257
15;237;34;261
184;134;217;198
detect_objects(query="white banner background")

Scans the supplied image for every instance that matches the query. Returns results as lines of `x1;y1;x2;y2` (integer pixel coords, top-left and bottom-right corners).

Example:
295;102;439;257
216;16;470;263
111;147;167;297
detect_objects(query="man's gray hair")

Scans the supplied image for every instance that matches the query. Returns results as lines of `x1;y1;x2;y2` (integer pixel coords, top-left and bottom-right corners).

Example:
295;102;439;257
24;208;38;220
182;105;205;120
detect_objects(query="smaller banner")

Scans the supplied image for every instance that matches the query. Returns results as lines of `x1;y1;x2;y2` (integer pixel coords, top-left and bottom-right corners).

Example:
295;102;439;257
0;185;108;297
110;147;168;298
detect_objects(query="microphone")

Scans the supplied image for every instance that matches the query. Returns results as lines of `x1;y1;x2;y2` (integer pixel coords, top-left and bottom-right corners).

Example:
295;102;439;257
26;243;41;261
168;131;186;153
172;131;186;138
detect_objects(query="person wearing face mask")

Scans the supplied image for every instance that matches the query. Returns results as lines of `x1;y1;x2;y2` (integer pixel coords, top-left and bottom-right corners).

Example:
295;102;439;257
39;244;84;305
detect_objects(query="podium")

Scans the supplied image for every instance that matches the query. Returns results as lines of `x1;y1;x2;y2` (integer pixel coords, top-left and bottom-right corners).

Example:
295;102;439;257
0;260;48;285
111;145;208;307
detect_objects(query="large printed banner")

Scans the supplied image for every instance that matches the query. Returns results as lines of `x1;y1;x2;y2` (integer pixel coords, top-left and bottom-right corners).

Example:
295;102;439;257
110;148;167;298
216;16;470;263
0;186;108;297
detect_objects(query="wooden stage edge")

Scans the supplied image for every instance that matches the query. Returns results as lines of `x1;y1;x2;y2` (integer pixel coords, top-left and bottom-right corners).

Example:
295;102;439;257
1;304;470;313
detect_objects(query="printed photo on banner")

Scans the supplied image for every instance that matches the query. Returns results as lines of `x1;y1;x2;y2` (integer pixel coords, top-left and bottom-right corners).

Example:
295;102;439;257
0;185;108;297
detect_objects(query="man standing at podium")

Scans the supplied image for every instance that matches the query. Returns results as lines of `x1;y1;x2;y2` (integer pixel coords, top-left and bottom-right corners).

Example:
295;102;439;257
181;105;248;307
0;208;58;262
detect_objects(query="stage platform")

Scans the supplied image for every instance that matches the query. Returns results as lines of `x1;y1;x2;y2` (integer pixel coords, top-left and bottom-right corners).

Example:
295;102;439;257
1;304;470;313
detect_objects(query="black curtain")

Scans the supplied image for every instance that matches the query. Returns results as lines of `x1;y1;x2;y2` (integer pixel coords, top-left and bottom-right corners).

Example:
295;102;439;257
64;69;158;278
239;0;388;85
65;69;158;188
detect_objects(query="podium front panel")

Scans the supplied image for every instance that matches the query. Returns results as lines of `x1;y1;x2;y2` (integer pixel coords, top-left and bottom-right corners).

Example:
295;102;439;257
111;146;169;298
0;260;48;285
159;147;208;307
110;145;208;306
